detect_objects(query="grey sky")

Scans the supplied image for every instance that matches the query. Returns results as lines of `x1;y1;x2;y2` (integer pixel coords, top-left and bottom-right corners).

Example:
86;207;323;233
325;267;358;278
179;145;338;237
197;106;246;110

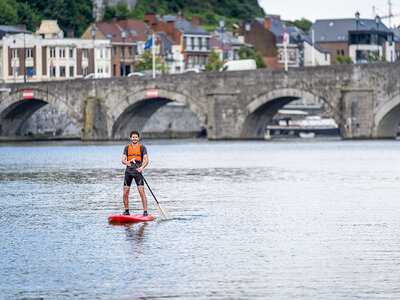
258;0;400;27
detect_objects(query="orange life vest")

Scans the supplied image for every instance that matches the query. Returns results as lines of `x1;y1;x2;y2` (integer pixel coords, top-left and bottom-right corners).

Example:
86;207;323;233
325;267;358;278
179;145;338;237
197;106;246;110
127;144;142;162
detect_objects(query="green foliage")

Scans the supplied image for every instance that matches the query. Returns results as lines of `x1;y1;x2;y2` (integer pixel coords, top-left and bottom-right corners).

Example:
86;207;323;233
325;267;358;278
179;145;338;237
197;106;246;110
132;0;264;26
0;0;93;36
238;46;267;68
205;50;222;71
104;3;135;20
334;55;354;64
135;51;164;72
254;52;267;68
285;18;313;33
366;50;387;62
0;0;18;25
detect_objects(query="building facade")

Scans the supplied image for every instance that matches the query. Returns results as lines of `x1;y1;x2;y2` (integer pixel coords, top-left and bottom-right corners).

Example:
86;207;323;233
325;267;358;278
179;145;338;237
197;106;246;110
0;32;110;83
312;18;397;63
145;14;211;70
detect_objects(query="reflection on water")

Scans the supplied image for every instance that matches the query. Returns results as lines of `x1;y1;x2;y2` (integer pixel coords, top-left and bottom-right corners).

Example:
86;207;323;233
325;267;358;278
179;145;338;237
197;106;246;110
1;139;400;298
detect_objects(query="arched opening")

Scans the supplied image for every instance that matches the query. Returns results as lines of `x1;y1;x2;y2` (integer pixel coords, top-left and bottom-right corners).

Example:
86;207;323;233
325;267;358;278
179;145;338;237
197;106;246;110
242;90;340;139
375;95;400;138
112;97;206;140
0;98;79;138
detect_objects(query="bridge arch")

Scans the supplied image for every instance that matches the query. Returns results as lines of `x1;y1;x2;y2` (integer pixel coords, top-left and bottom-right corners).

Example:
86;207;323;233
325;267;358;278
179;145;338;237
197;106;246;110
241;88;339;138
374;93;400;138
111;88;206;139
0;88;80;137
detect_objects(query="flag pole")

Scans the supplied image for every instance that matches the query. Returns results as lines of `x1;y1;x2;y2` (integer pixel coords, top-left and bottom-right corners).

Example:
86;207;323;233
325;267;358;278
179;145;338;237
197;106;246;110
152;33;155;79
283;28;288;72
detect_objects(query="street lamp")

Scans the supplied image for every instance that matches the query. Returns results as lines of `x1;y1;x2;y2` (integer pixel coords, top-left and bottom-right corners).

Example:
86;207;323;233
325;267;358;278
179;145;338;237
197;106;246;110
121;29;126;76
91;26;96;75
219;18;225;62
375;15;380;57
245;21;250;43
23;32;26;83
355;11;360;63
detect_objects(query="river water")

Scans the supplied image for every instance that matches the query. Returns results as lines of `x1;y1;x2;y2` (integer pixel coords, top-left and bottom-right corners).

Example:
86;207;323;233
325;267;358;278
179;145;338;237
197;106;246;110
1;139;400;299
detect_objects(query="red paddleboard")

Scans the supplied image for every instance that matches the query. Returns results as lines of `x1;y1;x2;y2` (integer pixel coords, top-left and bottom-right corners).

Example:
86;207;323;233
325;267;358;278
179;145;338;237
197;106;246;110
108;214;156;223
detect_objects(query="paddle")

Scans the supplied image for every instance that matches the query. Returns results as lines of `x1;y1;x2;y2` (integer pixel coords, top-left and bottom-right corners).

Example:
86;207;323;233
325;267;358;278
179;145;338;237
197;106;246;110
132;161;173;220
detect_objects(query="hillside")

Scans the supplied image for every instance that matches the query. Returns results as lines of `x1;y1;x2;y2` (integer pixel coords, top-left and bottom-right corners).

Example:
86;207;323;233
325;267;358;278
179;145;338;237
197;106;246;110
0;0;265;36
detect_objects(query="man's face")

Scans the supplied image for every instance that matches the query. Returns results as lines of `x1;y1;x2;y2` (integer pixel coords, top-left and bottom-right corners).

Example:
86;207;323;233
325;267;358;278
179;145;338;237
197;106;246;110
130;134;139;143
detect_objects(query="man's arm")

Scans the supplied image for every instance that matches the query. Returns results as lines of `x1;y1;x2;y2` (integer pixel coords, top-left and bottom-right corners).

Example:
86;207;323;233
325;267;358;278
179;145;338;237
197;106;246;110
122;154;131;167
136;154;148;173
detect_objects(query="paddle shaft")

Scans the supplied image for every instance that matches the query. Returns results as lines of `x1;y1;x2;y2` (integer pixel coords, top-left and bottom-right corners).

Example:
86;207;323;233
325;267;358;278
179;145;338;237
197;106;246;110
132;161;159;205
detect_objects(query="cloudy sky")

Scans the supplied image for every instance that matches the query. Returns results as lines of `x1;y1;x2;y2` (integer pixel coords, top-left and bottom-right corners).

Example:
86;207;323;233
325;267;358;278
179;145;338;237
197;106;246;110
258;0;400;27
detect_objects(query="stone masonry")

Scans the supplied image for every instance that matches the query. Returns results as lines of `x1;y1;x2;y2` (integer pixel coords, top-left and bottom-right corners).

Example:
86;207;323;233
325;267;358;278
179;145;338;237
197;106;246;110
0;62;399;140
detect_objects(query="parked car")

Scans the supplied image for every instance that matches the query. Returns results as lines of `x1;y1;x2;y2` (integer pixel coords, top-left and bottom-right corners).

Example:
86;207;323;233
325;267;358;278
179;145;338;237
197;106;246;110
84;73;110;79
220;59;256;71
127;72;144;77
183;68;201;73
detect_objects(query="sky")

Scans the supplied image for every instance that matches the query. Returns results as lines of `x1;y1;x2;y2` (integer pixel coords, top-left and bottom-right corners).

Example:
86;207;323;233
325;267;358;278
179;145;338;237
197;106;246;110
258;0;400;28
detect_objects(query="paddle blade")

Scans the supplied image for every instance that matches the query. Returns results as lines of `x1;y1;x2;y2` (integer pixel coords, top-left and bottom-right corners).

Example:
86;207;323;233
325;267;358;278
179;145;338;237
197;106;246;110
157;203;173;220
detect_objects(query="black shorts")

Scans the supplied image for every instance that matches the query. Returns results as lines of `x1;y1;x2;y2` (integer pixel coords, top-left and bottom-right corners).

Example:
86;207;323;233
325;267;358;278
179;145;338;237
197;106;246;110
124;172;144;187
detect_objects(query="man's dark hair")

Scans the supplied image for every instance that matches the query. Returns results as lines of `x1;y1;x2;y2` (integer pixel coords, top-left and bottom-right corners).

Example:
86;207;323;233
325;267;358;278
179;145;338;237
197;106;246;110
130;130;140;138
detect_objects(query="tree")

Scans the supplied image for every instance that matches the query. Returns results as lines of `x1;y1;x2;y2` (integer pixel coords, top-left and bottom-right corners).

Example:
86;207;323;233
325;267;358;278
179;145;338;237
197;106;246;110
238;46;267;68
0;0;18;25
285;18;313;33
205;50;222;71
333;55;353;64
135;51;164;72
366;50;386;62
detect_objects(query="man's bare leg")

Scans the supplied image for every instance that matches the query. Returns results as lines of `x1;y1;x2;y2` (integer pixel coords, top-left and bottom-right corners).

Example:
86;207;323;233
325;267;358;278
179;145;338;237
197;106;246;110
137;185;147;213
123;186;131;211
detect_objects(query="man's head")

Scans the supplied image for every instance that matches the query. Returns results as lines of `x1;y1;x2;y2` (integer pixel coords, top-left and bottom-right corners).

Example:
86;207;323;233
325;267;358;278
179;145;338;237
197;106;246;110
130;130;140;138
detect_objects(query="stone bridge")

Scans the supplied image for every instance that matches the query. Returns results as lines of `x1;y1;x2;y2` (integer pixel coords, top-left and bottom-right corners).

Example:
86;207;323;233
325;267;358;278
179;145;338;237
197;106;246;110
0;62;399;140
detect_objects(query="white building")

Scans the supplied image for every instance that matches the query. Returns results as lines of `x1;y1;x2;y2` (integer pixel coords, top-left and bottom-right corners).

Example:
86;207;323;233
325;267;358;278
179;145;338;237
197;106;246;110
0;33;110;83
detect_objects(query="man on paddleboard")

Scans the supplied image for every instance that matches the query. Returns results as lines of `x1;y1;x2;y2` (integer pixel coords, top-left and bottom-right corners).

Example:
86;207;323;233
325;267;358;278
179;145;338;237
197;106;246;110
122;130;148;216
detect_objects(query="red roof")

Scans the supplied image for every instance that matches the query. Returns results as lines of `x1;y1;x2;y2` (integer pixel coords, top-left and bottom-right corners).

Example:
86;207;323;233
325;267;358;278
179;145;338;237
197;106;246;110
95;19;152;43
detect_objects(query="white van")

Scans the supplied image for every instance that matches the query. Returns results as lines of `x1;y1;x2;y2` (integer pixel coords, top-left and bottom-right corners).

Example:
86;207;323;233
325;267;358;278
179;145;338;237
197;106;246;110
220;59;257;71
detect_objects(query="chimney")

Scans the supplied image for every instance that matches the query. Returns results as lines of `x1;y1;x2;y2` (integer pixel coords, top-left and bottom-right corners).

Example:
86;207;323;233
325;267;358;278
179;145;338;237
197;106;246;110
264;18;271;30
177;13;184;19
15;24;27;30
160;14;163;20
144;13;156;24
191;15;199;26
67;29;74;38
166;20;175;34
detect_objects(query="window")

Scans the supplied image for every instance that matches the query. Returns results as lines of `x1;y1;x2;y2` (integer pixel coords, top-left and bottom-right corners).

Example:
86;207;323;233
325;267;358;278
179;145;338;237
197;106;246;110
337;50;340;55
325;53;328;61
69;66;74;77
113;64;116;76
128;47;132;58
202;55;207;65
195;55;199;65
59;48;66;58
50;66;55;77
341;50;344;55
198;37;202;49
12;49;18;58
26;48;33;58
191;37;194;49
206;38;210;50
69;48;74;58
183;37;187;49
289;51;295;62
105;48;109;58
113;47;116;57
121;46;125;58
83;67;88;76
60;66;66;77
82;49;88;58
188;55;192;66
50;47;56;58
99;48;103;58
134;45;138;56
